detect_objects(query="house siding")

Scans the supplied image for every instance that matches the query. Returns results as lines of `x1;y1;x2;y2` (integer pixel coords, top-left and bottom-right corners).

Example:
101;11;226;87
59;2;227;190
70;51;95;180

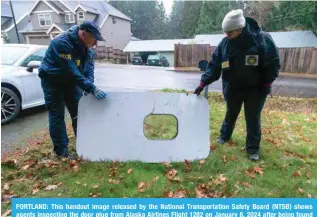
33;1;52;12
31;1;61;30
31;12;61;30
7;16;29;43
76;10;96;25
101;15;131;50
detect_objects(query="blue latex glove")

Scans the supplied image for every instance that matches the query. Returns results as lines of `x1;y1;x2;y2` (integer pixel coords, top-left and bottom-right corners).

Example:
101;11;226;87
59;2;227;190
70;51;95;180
92;88;107;100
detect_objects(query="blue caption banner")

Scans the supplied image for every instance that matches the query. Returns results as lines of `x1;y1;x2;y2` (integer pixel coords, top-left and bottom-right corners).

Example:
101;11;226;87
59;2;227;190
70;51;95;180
12;198;316;217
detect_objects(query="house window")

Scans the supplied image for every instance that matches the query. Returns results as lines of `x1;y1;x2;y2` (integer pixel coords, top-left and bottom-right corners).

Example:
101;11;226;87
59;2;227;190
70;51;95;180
65;14;75;23
77;11;84;20
38;14;52;26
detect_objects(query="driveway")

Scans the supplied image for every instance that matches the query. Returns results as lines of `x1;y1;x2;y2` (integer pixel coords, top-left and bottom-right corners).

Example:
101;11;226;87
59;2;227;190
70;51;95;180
2;64;317;154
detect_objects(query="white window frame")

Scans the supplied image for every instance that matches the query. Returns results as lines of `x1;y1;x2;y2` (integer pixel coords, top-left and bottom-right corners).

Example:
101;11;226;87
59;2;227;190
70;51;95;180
65;14;75;23
77;11;85;20
38;14;52;27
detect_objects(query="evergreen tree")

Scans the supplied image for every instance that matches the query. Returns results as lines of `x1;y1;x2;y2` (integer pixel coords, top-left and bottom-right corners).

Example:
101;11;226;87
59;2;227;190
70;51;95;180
195;1;238;34
167;0;185;39
180;1;203;38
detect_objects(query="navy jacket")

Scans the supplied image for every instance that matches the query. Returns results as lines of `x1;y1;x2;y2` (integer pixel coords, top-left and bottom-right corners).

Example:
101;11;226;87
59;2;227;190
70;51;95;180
201;17;280;93
39;25;96;93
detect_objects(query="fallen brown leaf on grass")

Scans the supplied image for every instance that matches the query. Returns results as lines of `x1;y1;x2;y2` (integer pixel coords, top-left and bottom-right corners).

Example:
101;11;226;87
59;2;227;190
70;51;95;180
210;144;216;151
166;169;180;182
164;189;188;198
166;169;177;179
3;183;10;191
93;185;99;189
72;165;79;172
228;141;236;147
2;210;11;217
2;194;17;203
1;159;18;168
32;188;39;195
48;161;60;167
22;165;30;171
199;160;205;165
163;162;171;169
109;179;120;184
253;167;264;176
245;170;256;179
298;188;304;194
306;172;311;178
214;174;227;185
195;184;224;198
241;182;252;187
231;156;237;161
70;160;77;167
137;181;150;193
184;160;191;172
152;176;160;182
44;185;58;191
127;168;133;174
222;156;227;163
195;185;208;198
292;171;302;177
89;192;101;198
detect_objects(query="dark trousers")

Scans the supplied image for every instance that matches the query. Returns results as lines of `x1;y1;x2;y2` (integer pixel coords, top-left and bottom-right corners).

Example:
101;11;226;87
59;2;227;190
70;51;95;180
41;78;82;156
220;87;268;154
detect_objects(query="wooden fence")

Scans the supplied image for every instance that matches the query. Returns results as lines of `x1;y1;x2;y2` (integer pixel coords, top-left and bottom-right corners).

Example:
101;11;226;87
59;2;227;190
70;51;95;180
174;44;317;74
94;46;127;64
174;44;214;68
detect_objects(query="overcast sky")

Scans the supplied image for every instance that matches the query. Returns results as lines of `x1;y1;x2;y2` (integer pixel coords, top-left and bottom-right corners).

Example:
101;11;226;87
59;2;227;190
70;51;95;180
161;0;173;15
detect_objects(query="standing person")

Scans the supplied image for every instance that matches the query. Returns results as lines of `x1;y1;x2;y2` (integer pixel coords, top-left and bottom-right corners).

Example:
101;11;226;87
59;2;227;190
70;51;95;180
194;9;280;161
38;21;107;159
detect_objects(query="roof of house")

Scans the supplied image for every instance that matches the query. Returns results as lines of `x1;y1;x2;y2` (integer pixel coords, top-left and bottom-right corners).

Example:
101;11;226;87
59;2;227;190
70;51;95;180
123;39;195;52
19;22;72;33
194;30;317;48
1;17;11;26
1;0;37;31
266;31;317;48
1;1;12;17
60;0;132;24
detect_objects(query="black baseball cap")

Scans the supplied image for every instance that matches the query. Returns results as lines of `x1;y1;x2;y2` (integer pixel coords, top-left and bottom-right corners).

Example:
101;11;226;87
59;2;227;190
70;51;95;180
79;21;105;41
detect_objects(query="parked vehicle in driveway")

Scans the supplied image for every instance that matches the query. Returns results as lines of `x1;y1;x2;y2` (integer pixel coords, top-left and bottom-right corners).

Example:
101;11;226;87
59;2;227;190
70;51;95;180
146;55;170;67
132;56;144;65
1;44;48;124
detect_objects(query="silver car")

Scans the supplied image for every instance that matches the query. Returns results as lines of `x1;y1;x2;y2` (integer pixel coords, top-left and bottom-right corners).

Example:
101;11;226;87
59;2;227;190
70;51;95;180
1;43;48;124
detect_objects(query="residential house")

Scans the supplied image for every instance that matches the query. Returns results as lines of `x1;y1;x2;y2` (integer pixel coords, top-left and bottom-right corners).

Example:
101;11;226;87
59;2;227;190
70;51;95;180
2;0;132;50
1;0;37;44
194;31;317;48
123;39;194;67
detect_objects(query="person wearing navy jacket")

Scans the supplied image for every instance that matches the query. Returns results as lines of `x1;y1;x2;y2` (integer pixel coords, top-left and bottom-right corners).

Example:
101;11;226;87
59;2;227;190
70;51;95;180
38;21;107;159
194;10;280;161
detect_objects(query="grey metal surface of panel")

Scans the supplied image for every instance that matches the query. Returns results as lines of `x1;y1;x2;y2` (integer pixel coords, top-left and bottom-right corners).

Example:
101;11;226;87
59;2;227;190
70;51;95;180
76;92;210;162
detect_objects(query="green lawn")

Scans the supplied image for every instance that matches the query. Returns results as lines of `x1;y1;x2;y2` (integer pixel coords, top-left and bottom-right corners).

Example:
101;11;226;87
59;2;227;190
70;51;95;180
1;90;317;213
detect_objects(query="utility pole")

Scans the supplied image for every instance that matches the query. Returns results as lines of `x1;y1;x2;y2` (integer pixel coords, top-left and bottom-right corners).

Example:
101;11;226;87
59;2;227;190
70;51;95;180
9;0;20;43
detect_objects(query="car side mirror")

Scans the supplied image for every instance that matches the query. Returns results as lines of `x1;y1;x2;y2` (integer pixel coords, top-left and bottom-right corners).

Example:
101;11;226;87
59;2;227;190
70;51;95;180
26;61;41;72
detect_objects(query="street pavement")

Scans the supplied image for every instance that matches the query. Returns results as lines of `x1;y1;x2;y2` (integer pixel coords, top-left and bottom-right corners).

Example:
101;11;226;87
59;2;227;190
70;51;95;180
2;64;317;154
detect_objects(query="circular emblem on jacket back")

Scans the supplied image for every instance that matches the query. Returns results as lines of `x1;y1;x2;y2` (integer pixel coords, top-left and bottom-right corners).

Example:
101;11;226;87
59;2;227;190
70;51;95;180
247;56;257;65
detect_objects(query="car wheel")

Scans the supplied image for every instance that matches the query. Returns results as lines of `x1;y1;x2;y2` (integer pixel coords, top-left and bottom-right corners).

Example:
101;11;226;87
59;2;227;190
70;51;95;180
1;87;21;125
